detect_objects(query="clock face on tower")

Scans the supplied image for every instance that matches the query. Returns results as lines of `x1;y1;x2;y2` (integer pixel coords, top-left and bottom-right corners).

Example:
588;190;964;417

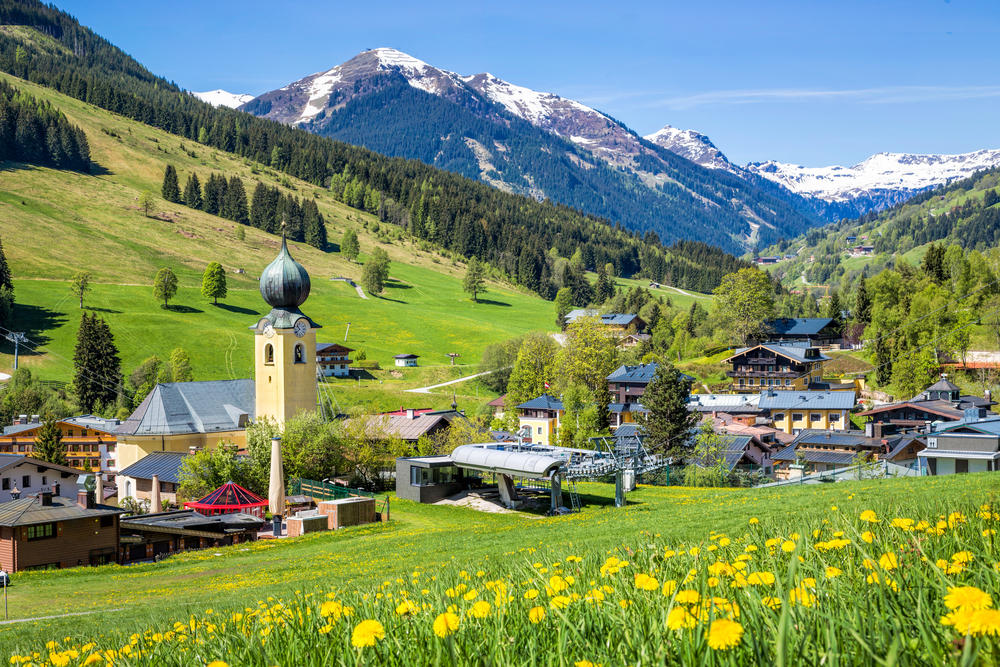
262;323;275;339
293;319;308;338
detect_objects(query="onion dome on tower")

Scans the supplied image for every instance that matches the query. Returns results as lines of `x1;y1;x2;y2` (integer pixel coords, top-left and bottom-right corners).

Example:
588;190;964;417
254;231;321;330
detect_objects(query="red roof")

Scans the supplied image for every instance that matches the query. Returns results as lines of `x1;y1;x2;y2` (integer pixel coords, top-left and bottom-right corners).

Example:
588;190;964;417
184;481;267;512
379;407;435;417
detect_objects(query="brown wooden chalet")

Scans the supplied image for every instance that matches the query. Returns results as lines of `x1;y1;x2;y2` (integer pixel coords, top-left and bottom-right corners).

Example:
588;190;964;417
725;343;829;394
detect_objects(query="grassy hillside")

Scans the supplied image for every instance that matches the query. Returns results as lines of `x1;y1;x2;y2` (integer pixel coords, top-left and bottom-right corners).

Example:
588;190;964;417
3;473;999;663
0;72;556;407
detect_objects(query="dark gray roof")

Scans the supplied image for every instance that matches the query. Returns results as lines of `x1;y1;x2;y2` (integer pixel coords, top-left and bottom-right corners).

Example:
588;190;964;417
0;495;123;527
3;414;121;436
759;390;856;411
517;394;564;411
766;317;835;336
613;423;645;439
117;452;188;484
116;380;255;437
772;446;859;465
0;453;85;477
394;354;419;359
608;363;658;383
790;429;875;448
727;343;830;364
934;417;1000;436
885;435;925;460
2;422;39;436
121;509;262;533
924;377;961;394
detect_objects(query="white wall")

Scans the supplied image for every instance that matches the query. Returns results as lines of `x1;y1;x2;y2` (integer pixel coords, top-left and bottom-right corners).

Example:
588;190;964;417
0;463;83;502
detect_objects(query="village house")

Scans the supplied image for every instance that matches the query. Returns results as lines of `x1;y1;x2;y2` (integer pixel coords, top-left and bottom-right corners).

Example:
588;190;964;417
918;415;1000;476
316;342;353;377
358;407;470;445
115;451;187;506
0;454;86;503
771;430;882;479
0;414;121;474
486;395;507;420
564;309;646;333
691;434;774;477
760;317;843;348
857;375;994;438
0;481;123;572
516;394;564;446
607;363;694;428
758;389;856;435
725;343;830;394
687;393;764;426
394;354;419;367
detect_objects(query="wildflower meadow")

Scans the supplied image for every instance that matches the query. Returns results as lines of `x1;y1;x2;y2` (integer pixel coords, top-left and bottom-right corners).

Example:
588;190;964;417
6;475;1000;665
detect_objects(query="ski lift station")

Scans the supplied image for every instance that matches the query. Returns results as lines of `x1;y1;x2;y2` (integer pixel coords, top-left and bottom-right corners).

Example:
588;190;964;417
396;428;666;513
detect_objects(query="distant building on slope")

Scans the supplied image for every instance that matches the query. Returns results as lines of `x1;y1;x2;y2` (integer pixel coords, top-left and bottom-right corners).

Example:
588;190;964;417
316;343;353;377
0;414;121;474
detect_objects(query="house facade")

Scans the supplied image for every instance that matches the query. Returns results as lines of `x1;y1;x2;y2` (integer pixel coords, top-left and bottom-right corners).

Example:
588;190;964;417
607;363;694;428
115;451;187;505
771;430;882;478
725;343;829;394
0;486;122;572
0;414;121;474
857;375;993;438
918;417;1000;476
758;390;856;435
0;455;85;503
394;354;419;367
316;343;353;377
516;395;564;447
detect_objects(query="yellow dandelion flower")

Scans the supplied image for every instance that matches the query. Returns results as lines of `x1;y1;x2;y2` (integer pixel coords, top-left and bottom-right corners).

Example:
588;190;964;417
528;606;546;623
318;624;333;635
749;517;759;525
781;540;796;553
463;589;478;601
662;580;678;596
952;551;974;564
878;552;899;571
707;618;744;650
433;612;460;638
861;531;875;543
550;595;571;609
761;596;782;610
468;601;491;618
945;586;993;611
395;600;419;616
675;589;700;605
860;510;879;523
634;573;659;591
667;607;697;630
825;566;842;579
747;571;775;586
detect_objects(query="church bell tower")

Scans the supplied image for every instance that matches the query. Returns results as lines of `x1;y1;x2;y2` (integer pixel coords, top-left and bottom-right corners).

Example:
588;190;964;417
253;233;320;425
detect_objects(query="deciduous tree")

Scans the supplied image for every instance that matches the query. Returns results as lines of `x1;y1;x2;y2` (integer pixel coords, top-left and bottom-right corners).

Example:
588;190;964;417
70;271;91;308
712;268;775;345
169;348;193;382
341;229;360;262
462;257;487;302
201;262;227;305
153;267;178;308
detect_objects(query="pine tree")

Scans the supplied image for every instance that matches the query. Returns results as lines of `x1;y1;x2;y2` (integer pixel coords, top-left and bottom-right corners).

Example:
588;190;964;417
201;262;227;305
33;417;66;466
825;290;844;333
182;173;202;209
641;362;697;458
341;229;360;262
161;164;180;203
303;200;327;249
594;266;615;303
153;267;178;308
855;276;872;325
73;313;122;413
222;176;249;224
0;234;13;292
462;257;488;302
554;287;573;329
0;234;13;328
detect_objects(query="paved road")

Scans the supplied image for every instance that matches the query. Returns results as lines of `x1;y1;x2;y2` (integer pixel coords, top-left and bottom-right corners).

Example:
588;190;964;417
331;277;367;299
406;370;494;394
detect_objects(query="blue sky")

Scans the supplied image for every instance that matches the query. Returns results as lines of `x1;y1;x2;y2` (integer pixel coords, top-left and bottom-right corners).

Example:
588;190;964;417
57;0;1000;166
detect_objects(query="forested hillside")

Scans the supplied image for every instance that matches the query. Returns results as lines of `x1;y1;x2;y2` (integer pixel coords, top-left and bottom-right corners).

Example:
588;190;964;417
0;0;745;295
0;77;88;170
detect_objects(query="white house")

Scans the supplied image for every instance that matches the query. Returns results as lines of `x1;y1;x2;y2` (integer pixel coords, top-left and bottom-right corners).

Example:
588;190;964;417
0;454;84;503
394;354;419;368
316;343;353;377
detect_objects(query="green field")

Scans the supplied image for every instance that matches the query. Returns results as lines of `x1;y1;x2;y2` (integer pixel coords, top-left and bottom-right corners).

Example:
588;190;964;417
3;473;1000;664
0;72;558;408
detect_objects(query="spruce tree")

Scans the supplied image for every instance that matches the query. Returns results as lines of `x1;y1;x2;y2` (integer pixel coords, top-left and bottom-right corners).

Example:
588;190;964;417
341;229;360;262
183;173;203;209
73;314;122;413
855;276;872;325
462;257;488;302
0;234;13;292
222;176;249;224
34;417;67;466
641;363;697;458
161;164;180;203
201;262;227;305
0;234;13;328
303;200;327;249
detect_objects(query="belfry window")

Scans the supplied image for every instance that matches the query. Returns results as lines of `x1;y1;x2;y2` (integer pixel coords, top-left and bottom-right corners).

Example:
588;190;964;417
265;344;274;365
294;343;305;364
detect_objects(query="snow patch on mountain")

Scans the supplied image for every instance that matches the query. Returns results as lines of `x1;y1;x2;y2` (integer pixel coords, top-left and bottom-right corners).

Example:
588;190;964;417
644;125;735;172
298;69;344;122
192;89;254;108
746;149;1000;202
468;72;597;128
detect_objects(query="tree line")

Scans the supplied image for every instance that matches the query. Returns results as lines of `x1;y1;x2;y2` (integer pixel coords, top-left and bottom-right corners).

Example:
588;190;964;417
0;1;743;296
161;165;328;250
0;77;89;171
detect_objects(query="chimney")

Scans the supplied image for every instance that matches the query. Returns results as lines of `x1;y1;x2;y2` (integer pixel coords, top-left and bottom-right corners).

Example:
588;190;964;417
30;415;40;424
986;389;992;403
76;475;96;509
924;420;932;434
39;486;53;506
406;409;415;419
10;485;20;500
16;414;26;425
52;481;60;497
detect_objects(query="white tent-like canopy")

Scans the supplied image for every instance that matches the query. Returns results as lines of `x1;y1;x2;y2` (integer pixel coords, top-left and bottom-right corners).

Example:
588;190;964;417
450;444;566;479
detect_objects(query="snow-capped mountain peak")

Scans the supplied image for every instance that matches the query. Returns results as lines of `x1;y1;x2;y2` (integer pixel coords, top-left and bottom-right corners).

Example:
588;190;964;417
644;125;734;172
464;71;599;128
192;89;254;108
745;149;1000;203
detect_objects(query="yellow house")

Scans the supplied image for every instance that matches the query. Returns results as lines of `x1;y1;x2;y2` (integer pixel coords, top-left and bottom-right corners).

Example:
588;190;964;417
115;235;319;474
516;395;564;447
759;390;856;435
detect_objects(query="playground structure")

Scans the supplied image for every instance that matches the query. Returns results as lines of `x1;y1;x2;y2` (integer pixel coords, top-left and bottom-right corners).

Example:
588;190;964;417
449;429;666;512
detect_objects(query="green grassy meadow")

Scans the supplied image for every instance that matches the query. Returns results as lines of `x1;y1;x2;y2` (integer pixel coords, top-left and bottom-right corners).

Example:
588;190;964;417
3;473;1000;663
0;71;557;409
